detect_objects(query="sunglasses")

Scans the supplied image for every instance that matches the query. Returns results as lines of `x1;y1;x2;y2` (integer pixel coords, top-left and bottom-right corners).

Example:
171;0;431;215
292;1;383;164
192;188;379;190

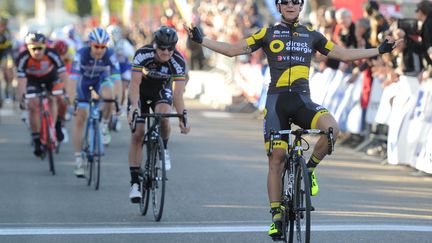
29;46;45;51
92;44;107;49
279;0;301;5
157;46;175;51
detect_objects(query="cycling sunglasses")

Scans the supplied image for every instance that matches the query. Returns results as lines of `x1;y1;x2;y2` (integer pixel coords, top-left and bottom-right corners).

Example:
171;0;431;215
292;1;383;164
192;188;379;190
157;45;175;52
92;44;107;49
29;45;45;51
279;0;301;5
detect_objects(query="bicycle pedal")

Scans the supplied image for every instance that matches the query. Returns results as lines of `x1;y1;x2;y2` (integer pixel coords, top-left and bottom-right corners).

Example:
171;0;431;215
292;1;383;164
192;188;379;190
271;235;284;242
130;197;141;204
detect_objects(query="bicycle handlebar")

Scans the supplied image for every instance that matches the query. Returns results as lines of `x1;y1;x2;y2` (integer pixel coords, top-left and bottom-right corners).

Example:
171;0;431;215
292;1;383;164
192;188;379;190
129;110;188;134
268;127;334;156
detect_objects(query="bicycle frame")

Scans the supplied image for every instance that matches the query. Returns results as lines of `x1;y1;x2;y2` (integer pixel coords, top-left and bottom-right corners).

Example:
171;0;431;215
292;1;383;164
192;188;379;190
268;123;334;243
82;99;104;162
25;87;62;174
130;108;187;221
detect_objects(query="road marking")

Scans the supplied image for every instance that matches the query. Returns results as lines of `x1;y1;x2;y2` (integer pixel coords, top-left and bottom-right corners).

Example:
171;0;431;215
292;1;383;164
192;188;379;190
1;224;432;235
201;111;232;118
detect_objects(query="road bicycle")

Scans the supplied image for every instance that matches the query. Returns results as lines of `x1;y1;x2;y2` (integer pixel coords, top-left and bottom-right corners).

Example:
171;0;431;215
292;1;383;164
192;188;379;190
78;87;119;190
268;120;334;243
130;107;187;221
25;84;62;175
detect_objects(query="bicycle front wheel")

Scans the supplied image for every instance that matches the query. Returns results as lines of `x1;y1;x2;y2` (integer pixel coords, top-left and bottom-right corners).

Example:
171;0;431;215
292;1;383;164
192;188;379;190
139;172;150;216
150;135;166;221
43;113;55;175
291;157;311;243
91;121;101;190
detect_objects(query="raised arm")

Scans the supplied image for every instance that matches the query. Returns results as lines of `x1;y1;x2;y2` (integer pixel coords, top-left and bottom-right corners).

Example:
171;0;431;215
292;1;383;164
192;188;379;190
184;25;251;57
328;39;403;62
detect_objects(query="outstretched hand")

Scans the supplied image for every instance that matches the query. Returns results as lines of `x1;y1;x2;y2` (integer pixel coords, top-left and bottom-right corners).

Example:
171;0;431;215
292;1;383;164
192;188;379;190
378;38;403;54
183;24;203;44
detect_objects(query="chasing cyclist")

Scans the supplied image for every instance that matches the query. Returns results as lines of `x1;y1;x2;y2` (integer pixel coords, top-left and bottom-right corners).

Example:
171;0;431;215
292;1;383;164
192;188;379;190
127;26;190;203
185;0;402;239
71;27;121;177
16;32;68;157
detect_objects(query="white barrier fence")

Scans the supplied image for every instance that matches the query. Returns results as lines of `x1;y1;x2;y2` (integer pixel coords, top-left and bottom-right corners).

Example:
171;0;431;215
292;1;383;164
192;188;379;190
186;68;432;174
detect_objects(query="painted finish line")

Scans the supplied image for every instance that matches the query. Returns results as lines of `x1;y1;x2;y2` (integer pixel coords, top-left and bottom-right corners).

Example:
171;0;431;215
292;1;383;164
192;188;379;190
1;225;432;235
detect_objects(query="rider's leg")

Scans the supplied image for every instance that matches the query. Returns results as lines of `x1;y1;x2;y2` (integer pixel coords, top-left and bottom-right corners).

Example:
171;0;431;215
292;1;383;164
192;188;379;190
155;103;171;149
128;123;145;179
100;85;114;144
28;98;42;155
308;113;339;170
72;105;88;176
55;95;67;141
307;113;339;196
267;147;286;238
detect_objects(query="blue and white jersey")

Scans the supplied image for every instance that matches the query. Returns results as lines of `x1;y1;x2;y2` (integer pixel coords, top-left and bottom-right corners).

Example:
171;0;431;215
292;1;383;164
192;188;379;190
108;39;134;80
70;46;121;83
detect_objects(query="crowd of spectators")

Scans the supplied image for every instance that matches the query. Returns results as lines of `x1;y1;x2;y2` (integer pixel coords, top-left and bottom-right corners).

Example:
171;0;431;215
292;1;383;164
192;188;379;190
3;0;431;163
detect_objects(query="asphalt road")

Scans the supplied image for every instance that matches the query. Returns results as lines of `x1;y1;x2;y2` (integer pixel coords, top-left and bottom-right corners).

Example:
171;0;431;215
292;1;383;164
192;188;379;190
0;99;431;243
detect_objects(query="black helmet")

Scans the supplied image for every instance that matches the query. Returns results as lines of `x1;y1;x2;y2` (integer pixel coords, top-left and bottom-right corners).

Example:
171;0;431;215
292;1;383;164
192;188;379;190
153;26;178;48
25;32;47;45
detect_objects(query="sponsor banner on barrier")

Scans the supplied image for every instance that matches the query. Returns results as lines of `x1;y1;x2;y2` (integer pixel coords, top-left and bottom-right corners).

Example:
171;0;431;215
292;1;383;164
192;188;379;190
365;77;384;124
375;82;398;125
412;80;432;173
332;73;361;132
387;76;419;165
310;68;337;105
415;126;432;174
345;76;363;134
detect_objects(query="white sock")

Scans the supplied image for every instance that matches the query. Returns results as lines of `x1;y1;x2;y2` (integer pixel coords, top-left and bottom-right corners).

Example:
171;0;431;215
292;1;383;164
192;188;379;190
74;152;82;166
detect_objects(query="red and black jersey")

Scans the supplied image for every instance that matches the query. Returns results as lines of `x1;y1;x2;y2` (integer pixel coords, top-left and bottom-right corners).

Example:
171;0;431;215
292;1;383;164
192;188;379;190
16;48;66;84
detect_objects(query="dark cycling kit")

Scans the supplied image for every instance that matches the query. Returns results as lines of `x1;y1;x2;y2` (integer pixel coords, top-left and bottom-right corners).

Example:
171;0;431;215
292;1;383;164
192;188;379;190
245;21;335;150
16;48;66;94
130;44;187;112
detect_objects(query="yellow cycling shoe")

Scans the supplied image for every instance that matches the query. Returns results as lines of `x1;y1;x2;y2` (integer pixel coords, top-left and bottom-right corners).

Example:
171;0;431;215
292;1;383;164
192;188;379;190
309;171;319;196
268;221;283;239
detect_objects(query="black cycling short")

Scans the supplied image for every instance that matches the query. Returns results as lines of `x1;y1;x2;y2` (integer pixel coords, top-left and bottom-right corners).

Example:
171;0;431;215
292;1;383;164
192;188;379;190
263;92;329;151
128;85;173;114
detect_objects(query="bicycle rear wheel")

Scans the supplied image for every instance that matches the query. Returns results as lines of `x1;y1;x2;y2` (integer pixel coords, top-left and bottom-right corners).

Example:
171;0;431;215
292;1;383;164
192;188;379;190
151;135;166;221
290;157;311;243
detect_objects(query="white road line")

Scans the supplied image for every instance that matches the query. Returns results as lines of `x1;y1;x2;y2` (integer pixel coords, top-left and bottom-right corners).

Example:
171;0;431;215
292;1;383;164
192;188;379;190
1;224;432;236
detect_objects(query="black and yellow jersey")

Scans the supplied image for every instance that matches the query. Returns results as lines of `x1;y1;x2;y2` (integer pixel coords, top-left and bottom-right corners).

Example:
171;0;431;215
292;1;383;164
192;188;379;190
246;22;334;94
0;29;12;58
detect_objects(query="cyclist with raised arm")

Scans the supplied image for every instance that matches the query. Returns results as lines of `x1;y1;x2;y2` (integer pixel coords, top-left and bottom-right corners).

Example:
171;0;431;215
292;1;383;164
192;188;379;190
127;26;190;203
16;32;68;156
71;27;121;177
185;0;402;239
